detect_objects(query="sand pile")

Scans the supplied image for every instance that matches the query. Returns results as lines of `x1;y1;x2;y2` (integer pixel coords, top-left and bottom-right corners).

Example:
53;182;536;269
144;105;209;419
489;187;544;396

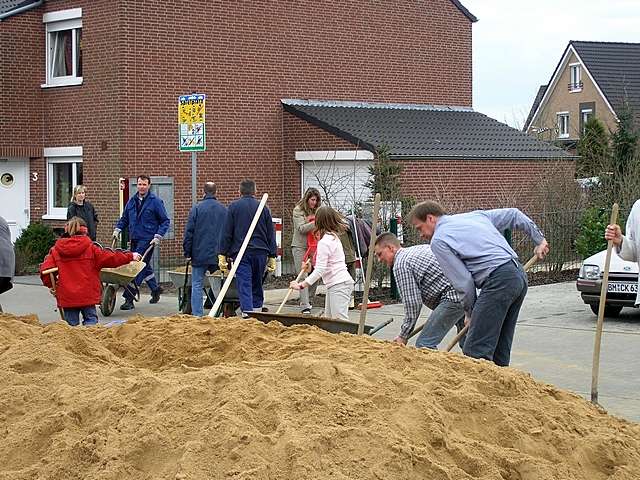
1;313;639;480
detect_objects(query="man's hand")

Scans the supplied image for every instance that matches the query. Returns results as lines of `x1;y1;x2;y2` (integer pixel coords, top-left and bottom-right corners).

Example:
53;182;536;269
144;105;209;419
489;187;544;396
605;224;623;247
267;257;277;273
534;238;549;260
393;336;407;346
150;235;162;246
132;252;142;261
112;228;121;239
218;255;229;274
464;313;472;327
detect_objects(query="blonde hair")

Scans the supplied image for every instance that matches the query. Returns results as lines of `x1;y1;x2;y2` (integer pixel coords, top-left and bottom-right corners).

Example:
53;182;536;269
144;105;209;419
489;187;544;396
65;216;87;236
73;185;86;202
314;206;346;237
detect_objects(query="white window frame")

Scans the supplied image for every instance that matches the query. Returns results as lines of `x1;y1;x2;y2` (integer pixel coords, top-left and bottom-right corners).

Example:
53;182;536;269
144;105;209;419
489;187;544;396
569;63;582;93
557;112;570;139
581;108;593;134
43;146;83;219
42;8;83;88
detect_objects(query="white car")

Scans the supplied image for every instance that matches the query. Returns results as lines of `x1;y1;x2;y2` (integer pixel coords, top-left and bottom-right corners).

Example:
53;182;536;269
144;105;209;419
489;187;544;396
577;250;639;317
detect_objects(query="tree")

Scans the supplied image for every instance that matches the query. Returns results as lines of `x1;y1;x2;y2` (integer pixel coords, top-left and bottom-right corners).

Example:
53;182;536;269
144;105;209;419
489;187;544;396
610;101;639;179
364;144;403;228
576;117;609;178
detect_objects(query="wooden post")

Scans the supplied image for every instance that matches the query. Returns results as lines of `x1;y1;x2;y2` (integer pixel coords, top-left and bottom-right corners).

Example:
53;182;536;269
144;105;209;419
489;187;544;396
357;193;381;335
591;203;619;405
208;193;269;318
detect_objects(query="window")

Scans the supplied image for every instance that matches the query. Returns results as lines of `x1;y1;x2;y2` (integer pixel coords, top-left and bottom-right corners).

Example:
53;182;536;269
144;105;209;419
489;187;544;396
43;147;83;219
43;8;83;87
557;112;569;138
569;63;582;92
581;109;593;134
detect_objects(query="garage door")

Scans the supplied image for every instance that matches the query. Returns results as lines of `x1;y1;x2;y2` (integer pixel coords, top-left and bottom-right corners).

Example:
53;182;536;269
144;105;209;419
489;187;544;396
301;159;372;213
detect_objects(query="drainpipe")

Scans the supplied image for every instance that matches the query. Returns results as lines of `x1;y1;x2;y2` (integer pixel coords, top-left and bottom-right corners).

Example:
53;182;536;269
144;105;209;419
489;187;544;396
0;1;44;21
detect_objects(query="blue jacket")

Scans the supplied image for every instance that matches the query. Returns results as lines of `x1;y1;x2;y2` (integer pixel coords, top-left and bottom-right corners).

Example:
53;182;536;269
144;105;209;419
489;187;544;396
116;191;170;243
183;194;228;266
219;195;277;259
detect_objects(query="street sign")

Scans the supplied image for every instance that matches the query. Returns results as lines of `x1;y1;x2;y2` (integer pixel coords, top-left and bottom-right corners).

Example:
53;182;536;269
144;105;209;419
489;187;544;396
178;94;206;151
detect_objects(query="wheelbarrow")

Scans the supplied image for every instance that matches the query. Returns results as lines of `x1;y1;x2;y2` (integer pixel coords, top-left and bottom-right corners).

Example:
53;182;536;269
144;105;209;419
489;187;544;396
207;271;242;317
167;260;216;314
247;310;394;336
98;243;154;316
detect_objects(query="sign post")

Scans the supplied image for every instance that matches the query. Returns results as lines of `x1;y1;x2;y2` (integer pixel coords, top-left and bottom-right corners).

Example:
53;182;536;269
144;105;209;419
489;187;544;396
178;93;206;205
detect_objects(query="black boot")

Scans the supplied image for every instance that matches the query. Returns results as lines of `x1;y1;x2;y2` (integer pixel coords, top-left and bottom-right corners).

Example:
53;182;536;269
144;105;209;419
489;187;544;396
150;288;162;304
120;300;135;310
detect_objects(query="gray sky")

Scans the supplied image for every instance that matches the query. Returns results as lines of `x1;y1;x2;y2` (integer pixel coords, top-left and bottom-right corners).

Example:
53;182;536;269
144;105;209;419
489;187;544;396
461;0;640;128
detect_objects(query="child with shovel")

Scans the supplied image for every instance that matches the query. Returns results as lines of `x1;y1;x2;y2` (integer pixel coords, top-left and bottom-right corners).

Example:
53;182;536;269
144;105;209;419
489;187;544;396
289;206;354;320
40;217;140;326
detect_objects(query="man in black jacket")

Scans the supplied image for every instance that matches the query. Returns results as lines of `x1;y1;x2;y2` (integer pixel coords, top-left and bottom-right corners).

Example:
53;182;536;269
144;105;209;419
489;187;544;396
218;179;277;318
183;182;227;316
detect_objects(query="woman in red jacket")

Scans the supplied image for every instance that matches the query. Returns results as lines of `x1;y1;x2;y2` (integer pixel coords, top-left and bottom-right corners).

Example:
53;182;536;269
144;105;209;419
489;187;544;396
40;217;141;326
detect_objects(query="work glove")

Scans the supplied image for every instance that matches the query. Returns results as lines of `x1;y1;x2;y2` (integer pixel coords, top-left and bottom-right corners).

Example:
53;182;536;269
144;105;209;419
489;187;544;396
218;255;229;274
150;235;162;246
112;228;121;239
266;257;277;273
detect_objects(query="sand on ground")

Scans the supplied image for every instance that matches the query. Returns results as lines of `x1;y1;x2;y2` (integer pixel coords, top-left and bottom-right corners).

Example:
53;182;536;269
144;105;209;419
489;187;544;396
1;313;639;480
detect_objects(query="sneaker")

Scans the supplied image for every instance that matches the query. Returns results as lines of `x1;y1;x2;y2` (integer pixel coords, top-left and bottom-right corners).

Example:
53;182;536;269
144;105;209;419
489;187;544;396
150;289;162;304
261;307;269;312
120;301;135;311
301;308;312;315
241;313;250;319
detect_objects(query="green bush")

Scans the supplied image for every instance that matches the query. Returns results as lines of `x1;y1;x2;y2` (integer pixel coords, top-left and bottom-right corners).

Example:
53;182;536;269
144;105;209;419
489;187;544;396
575;207;624;259
14;222;57;271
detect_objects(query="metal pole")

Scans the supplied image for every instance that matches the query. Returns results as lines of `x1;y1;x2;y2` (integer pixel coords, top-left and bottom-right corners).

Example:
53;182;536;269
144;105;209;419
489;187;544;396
191;151;197;205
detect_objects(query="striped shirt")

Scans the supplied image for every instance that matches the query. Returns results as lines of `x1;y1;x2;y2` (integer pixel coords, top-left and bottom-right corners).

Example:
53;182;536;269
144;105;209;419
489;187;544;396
393;244;460;339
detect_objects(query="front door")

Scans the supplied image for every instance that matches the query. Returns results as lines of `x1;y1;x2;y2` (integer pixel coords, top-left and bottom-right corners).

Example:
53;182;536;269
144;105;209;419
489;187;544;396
0;159;29;241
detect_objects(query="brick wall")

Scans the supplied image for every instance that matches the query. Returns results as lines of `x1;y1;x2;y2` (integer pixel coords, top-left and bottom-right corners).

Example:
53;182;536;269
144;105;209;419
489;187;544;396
400;158;576;215
2;0;473;261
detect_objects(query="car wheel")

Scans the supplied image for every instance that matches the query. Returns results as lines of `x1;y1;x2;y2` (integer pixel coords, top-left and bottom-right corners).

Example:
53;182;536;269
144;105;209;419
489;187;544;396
589;304;623;317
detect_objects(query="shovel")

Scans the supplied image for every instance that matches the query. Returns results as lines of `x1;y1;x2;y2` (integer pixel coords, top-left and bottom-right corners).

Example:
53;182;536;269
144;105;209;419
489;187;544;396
276;258;311;314
41;267;65;321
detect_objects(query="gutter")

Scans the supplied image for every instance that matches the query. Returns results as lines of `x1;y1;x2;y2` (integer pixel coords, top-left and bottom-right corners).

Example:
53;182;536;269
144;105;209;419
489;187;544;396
0;0;43;21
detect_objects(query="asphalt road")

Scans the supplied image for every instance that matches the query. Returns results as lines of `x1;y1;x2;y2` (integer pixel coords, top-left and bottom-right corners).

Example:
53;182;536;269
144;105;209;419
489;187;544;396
2;278;638;422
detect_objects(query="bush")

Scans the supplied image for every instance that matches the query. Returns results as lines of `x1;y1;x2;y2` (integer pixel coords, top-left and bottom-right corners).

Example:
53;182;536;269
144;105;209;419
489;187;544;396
575;207;624;259
14;223;57;272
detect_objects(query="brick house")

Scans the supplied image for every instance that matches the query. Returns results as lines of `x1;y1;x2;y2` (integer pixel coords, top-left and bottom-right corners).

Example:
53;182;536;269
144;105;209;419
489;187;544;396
1;0;572;273
523;41;640;147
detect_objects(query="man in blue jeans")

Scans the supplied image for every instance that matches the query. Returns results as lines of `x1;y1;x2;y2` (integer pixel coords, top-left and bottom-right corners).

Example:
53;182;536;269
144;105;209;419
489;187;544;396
218;179;277;318
374;232;464;349
183;182;228;316
410;201;549;366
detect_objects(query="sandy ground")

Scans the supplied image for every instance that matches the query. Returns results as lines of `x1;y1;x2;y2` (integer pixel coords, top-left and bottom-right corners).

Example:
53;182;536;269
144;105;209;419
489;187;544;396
1;313;639;480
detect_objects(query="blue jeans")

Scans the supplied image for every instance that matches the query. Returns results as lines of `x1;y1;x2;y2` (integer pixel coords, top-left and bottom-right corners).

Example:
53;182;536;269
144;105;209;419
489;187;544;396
416;300;465;349
462;259;528;366
235;252;267;314
64;306;98;326
124;240;158;301
190;264;207;316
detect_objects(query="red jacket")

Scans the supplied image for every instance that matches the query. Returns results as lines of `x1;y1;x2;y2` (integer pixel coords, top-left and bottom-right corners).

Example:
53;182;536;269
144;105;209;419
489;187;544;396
40;235;134;308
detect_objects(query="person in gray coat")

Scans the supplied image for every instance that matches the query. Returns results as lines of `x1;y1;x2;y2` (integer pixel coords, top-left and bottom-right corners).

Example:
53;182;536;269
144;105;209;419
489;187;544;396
0;216;15;299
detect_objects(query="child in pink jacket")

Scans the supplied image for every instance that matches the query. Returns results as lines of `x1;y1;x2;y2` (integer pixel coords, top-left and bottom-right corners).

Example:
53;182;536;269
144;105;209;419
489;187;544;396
290;206;354;320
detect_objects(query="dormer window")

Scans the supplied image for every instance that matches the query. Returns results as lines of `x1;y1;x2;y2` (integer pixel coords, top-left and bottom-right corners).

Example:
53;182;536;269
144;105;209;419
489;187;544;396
568;64;582;92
